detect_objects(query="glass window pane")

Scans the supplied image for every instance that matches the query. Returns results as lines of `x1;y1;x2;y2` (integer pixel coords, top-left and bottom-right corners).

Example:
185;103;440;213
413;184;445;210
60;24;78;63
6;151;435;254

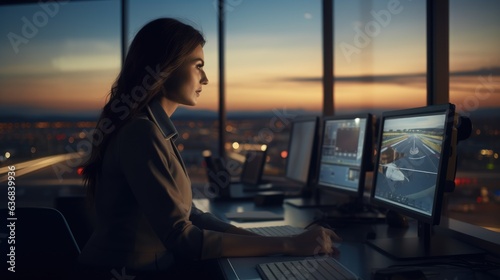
449;0;500;232
128;0;219;184
0;2;119;119
0;1;120;205
0;2;120;161
225;0;322;176
334;0;426;113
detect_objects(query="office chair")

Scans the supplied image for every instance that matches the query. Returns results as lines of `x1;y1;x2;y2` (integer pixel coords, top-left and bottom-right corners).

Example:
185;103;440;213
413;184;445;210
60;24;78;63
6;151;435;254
0;207;81;279
55;195;96;250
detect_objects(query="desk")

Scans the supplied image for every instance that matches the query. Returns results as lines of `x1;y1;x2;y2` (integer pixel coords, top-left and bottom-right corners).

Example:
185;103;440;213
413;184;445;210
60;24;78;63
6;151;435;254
194;198;500;280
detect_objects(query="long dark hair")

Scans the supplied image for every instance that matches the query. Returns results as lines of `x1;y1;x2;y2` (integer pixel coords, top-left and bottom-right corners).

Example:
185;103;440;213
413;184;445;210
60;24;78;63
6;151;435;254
81;18;205;199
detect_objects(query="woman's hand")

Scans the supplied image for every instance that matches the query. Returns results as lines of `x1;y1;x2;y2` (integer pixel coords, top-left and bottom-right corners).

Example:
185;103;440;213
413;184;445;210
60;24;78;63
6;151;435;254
284;226;342;256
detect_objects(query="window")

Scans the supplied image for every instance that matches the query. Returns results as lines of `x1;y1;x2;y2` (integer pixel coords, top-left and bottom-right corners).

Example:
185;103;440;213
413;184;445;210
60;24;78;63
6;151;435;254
449;0;500;232
0;1;120;189
225;0;322;176
334;0;426;113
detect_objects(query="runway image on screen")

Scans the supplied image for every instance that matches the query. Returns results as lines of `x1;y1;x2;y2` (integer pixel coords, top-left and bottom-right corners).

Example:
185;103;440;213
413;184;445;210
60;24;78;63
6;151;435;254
374;114;446;216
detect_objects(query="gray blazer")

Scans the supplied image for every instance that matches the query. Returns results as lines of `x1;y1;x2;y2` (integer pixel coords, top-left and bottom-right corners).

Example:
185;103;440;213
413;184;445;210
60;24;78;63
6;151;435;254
79;101;234;271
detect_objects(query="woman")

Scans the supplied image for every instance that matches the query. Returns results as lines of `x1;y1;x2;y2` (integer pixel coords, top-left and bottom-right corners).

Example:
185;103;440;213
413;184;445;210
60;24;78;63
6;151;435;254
79;18;341;279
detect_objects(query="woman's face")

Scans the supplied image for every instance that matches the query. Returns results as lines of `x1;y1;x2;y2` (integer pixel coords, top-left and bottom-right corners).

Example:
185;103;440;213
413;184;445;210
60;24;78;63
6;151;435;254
164;44;209;106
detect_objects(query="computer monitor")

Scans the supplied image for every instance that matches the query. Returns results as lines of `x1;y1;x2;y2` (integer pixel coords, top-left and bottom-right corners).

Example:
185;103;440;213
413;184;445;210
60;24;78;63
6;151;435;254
317;114;373;202
368;103;483;259
284;116;319;186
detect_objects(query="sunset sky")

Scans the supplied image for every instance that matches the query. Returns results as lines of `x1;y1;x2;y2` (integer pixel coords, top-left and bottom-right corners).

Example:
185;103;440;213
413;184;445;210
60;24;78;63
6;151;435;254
0;0;499;118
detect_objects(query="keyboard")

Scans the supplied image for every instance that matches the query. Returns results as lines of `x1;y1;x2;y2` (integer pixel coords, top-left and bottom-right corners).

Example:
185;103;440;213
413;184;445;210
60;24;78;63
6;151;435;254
248;225;305;236
257;257;359;280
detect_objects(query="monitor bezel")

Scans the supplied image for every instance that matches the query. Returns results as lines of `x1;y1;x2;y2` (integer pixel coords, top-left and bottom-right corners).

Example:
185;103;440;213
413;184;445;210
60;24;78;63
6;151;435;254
284;115;320;185
370;104;456;226
316;113;373;199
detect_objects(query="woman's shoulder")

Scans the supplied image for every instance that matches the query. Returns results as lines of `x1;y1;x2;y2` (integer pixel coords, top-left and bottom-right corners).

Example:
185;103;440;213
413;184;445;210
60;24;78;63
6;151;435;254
113;116;173;162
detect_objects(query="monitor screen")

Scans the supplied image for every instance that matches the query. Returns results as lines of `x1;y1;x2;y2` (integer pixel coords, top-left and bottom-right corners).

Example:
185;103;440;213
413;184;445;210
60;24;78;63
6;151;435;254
368;104;484;260
371;104;455;225
285;116;318;184
317;115;372;197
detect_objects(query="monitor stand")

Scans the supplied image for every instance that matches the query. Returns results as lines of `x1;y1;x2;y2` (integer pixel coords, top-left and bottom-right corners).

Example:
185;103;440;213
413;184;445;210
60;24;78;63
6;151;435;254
367;221;485;260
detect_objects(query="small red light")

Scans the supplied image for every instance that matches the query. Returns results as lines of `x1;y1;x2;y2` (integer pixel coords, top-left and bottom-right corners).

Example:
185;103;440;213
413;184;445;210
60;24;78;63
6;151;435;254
280;150;288;159
476;197;482;203
56;134;66;141
455;178;477;187
77;167;84;175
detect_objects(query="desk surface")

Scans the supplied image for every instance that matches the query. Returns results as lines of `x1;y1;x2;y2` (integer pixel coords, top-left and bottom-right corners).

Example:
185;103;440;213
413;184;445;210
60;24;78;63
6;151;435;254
193;198;500;280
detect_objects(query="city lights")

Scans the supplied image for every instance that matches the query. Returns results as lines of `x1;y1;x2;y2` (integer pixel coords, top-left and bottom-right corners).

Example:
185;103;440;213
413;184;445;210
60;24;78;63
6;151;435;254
280;150;288;159
232;142;240;150
480;149;494;156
